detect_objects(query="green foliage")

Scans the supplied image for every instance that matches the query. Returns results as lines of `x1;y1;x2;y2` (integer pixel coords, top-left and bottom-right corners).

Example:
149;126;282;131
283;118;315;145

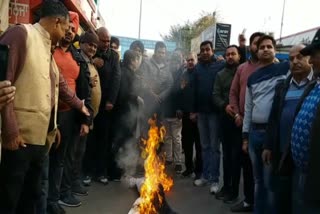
161;11;217;53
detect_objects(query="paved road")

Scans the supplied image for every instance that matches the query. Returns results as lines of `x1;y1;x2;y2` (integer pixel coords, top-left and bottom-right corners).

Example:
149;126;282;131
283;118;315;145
66;173;241;214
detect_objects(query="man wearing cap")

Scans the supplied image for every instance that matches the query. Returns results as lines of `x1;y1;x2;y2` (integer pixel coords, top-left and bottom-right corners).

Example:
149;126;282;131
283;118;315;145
47;11;93;211
279;36;320;213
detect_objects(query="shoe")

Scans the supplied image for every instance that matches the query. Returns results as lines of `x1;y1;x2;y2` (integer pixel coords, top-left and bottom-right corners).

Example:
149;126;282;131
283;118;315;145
47;203;66;214
174;164;183;174
210;182;219;194
230;201;253;212
82;176;92;186
58;194;81;207
215;186;227;200
193;178;208;186
182;169;193;177
72;185;88;196
95;176;109;185
223;193;238;204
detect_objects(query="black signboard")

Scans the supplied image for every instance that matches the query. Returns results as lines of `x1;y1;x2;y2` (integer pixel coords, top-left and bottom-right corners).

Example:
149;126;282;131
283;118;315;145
215;23;232;51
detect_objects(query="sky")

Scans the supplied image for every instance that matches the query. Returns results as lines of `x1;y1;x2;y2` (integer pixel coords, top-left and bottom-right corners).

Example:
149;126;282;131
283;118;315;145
99;0;320;45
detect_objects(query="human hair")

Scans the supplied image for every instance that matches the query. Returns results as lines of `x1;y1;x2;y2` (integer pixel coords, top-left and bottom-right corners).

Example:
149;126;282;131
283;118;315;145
256;35;276;49
249;32;265;45
130;40;144;51
155;41;166;52
200;40;213;49
123;50;140;67
40;0;69;19
111;36;120;47
226;45;240;54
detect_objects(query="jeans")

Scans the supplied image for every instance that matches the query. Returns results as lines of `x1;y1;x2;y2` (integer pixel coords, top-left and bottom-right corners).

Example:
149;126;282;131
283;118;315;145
197;113;220;183
292;169;320;214
36;155;49;214
249;129;276;214
163;118;183;164
72;135;87;189
48;110;76;204
221;116;242;196
0;145;47;214
181;113;202;175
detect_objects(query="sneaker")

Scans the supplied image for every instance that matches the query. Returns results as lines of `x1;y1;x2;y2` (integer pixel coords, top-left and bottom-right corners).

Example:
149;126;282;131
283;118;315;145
72;185;88;196
58;194;81;207
182;169;193;177
95;176;109;185
193;178;208;186
215;186;227;200
230;201;253;212
210;182;219;194
82;176;92;186
223;193;238;204
174;164;183;174
47;203;66;214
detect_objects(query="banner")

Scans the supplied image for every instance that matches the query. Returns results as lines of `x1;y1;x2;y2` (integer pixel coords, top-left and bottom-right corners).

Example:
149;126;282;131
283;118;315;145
215;23;232;51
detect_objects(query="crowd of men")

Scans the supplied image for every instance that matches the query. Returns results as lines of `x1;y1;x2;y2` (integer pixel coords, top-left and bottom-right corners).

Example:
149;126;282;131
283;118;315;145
0;1;319;214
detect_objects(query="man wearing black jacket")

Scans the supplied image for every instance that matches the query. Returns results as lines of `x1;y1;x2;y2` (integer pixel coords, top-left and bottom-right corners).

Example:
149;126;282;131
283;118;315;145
262;44;313;213
179;52;202;178
91;27;121;183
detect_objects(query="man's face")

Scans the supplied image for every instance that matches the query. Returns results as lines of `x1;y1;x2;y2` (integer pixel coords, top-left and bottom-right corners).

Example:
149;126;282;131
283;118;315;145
289;47;311;75
310;50;320;74
61;22;76;44
249;36;261;59
186;54;197;69
51;16;70;45
200;43;213;62
130;57;141;72
80;42;98;59
154;47;166;63
98;32;111;51
257;39;275;62
132;46;143;56
226;47;240;66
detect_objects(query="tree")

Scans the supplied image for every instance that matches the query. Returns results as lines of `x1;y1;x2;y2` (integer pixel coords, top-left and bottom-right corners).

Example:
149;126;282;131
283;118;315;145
161;11;217;53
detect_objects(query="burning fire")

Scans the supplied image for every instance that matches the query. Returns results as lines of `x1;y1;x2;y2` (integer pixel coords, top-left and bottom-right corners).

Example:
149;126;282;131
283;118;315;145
139;117;174;214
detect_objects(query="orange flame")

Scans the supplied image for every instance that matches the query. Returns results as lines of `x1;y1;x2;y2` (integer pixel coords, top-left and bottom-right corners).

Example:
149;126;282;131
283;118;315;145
139;117;173;214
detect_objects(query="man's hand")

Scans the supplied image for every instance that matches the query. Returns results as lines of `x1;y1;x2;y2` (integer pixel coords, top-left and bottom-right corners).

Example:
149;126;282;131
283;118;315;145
93;57;104;68
81;101;90;116
262;149;272;165
80;124;89;136
15;135;26;149
0;81;16;111
216;55;225;61
53;129;61;150
176;110;183;119
190;112;198;122
151;92;162;104
90;75;99;88
242;140;249;154
235;115;243;127
105;102;114;111
225;104;235;117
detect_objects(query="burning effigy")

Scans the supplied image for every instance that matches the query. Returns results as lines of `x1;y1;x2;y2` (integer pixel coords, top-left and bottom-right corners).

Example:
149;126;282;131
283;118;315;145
128;117;177;214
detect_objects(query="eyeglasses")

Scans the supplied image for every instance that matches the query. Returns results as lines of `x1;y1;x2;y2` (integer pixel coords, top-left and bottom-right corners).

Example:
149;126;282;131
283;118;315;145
187;59;194;62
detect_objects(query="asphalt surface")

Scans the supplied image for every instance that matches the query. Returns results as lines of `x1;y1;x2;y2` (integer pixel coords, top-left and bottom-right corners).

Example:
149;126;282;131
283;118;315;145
66;170;243;214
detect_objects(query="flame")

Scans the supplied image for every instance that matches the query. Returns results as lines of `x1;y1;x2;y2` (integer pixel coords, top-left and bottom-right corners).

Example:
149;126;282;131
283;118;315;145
139;117;173;214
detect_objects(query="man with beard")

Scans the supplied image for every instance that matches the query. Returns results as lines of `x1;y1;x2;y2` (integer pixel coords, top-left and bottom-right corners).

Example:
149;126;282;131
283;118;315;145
48;11;93;211
228;32;264;212
0;2;89;213
213;45;242;203
242;35;289;213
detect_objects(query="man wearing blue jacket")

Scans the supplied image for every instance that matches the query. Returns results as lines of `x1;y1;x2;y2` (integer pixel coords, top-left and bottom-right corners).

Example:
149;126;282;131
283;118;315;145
193;41;225;194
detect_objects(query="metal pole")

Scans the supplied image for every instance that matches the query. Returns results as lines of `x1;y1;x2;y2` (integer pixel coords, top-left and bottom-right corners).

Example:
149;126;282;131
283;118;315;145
279;0;286;43
138;0;142;39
